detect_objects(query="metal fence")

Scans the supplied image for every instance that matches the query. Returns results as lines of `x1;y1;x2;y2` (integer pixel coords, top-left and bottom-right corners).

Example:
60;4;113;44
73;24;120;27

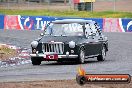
0;0;72;10
0;0;132;12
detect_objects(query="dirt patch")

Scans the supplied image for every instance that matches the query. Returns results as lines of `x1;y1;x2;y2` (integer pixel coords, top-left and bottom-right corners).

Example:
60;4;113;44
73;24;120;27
0;44;18;61
0;79;131;88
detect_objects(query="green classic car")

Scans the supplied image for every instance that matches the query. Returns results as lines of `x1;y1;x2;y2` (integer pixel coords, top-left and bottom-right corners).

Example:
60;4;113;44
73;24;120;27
30;19;108;65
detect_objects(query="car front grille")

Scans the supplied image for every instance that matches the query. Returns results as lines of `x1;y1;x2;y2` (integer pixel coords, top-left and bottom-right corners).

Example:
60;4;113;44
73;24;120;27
42;42;64;54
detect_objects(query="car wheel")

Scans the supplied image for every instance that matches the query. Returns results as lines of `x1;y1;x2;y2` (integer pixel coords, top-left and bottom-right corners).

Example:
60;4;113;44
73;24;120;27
97;46;106;61
31;57;41;65
78;48;85;64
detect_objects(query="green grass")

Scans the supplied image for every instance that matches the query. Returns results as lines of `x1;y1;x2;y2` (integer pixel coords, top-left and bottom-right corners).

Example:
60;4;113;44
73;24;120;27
0;46;16;60
0;47;15;55
0;9;132;18
0;47;14;53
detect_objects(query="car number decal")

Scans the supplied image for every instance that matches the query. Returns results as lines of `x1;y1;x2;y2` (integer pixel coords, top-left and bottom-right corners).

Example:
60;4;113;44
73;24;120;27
46;54;58;60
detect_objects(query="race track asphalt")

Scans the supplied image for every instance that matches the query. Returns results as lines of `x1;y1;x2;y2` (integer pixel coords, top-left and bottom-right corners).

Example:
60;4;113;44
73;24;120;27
0;30;132;82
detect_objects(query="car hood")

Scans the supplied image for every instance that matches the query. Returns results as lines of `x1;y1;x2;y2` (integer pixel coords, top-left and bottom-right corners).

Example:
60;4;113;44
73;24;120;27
39;36;83;44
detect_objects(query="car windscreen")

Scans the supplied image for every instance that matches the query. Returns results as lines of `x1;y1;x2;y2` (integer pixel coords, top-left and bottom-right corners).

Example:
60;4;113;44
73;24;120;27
45;23;84;36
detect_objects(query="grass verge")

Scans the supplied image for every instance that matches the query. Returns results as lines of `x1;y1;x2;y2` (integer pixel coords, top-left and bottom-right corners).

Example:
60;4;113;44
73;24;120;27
0;9;132;18
0;45;17;61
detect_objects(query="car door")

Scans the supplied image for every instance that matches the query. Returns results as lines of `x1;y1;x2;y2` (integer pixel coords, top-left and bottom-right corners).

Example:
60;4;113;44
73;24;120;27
84;23;102;56
84;36;102;56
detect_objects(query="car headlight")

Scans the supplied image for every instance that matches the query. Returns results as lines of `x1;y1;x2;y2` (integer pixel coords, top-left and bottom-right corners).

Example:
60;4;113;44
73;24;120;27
69;41;75;48
31;41;38;48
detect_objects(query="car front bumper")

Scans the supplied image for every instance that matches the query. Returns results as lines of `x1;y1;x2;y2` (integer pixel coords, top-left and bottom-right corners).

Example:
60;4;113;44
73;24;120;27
30;53;78;59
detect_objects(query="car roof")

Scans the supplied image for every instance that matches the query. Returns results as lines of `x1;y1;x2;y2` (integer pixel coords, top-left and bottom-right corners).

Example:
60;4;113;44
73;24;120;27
52;19;95;24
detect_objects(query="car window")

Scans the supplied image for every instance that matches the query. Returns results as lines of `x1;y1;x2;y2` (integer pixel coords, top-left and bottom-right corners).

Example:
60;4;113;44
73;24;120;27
85;22;101;37
62;23;83;33
90;23;97;34
94;23;100;30
46;23;84;36
45;25;52;35
94;23;101;36
85;23;92;37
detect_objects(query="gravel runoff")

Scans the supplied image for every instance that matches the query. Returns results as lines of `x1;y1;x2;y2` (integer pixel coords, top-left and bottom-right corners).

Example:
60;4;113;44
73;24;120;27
0;30;132;82
0;30;40;67
0;30;42;48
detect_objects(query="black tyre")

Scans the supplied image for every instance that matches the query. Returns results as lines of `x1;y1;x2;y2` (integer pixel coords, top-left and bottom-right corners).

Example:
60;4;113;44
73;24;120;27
31;57;41;65
97;46;106;61
78;48;85;64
